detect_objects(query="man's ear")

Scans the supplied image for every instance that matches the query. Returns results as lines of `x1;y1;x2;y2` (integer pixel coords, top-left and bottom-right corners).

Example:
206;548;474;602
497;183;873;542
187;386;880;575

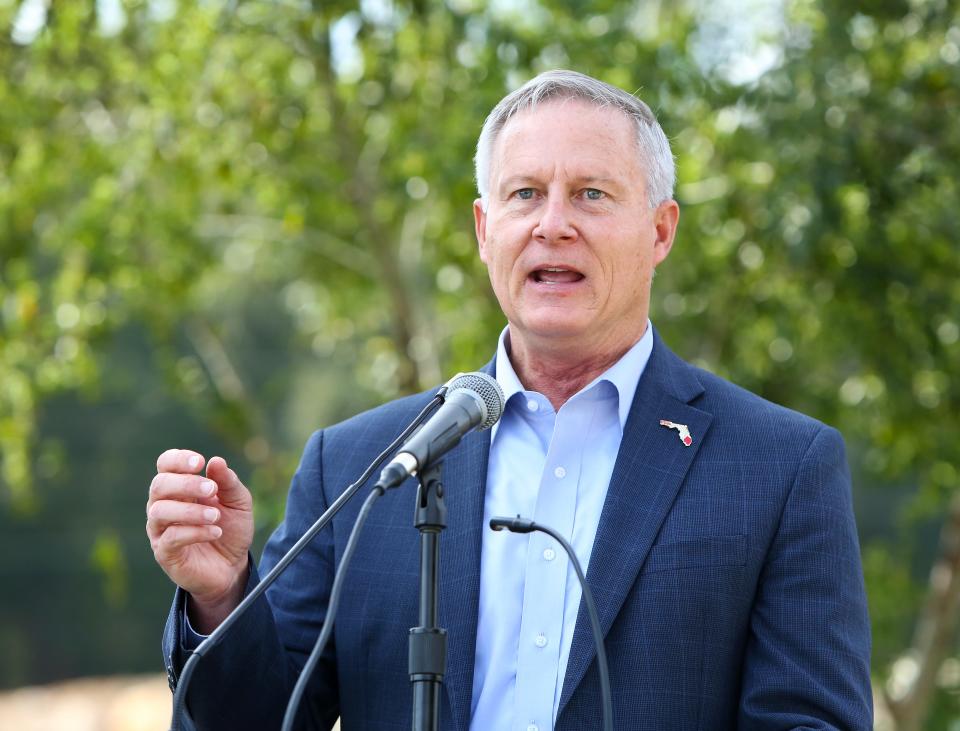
652;199;680;267
474;199;489;263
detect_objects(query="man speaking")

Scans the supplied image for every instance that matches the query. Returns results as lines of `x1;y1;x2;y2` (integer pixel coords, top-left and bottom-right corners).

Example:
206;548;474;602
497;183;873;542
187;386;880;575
147;70;872;729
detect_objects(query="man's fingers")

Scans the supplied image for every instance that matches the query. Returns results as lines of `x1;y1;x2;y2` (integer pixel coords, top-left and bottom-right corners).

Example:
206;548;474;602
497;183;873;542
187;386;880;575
156;449;206;474
153;524;223;562
206;457;249;505
148;472;218;504
147;499;221;537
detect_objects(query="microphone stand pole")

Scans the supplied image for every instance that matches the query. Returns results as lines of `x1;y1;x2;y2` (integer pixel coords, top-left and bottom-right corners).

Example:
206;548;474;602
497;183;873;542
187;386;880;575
409;461;447;731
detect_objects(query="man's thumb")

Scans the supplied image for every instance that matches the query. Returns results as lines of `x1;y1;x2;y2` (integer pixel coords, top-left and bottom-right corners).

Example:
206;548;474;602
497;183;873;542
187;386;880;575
205;457;248;504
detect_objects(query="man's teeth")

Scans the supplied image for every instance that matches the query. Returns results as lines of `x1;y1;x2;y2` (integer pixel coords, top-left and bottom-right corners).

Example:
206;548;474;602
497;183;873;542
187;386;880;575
533;268;583;283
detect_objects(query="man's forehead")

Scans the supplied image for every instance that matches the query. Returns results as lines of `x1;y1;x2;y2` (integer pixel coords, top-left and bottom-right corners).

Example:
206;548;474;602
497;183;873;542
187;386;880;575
490;101;641;184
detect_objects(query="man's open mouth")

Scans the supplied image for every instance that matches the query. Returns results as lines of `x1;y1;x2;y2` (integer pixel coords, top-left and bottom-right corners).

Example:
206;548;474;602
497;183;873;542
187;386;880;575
530;267;585;284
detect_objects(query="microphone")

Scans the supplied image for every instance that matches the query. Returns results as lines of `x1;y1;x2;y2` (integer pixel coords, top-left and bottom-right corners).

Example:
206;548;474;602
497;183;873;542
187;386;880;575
488;516;536;533
376;372;504;490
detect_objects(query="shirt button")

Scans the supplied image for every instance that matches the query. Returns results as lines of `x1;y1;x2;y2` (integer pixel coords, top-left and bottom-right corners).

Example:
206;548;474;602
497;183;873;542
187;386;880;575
554;466;566;479
534;633;548;648
526;399;539;412
527;725;539;731
543;548;556;561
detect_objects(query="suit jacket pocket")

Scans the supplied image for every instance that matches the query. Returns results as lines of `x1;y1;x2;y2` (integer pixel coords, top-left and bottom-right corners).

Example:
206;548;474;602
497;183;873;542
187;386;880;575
641;534;747;574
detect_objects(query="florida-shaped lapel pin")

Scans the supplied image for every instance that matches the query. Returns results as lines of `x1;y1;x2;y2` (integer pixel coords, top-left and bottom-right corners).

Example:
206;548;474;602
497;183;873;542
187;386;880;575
659;419;693;446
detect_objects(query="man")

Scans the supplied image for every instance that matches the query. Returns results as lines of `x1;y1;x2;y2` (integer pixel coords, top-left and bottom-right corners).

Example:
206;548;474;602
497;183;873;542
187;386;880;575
149;70;872;729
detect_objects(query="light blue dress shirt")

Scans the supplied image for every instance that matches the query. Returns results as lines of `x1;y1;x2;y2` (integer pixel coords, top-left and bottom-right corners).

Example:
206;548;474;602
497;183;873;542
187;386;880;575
469;323;654;731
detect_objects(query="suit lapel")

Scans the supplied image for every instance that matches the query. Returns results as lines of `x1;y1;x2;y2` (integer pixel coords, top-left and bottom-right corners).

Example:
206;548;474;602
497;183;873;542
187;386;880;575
437;361;495;731
557;333;713;716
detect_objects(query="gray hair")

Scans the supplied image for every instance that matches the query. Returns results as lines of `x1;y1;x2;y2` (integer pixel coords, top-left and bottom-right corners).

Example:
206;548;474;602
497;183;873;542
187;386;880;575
475;69;675;210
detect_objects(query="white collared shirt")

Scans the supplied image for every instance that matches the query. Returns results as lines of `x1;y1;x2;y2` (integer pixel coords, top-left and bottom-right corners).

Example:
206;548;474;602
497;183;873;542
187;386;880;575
469;322;654;731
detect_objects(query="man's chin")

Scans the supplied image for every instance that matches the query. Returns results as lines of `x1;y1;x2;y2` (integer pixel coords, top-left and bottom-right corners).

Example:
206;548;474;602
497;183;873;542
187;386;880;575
510;318;591;348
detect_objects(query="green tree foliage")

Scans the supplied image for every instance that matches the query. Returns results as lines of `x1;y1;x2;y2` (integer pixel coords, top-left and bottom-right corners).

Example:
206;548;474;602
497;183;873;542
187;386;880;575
1;0;958;720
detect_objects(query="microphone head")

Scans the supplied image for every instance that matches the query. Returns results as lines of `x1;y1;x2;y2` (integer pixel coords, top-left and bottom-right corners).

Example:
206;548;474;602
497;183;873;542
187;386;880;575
446;371;505;430
489;515;537;533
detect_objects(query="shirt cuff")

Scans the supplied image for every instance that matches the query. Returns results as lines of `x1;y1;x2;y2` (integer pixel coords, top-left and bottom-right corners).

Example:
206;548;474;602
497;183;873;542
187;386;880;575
181;595;211;649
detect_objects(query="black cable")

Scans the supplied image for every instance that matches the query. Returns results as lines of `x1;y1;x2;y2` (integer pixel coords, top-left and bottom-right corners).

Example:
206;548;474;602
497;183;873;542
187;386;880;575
489;516;613;731
281;486;384;731
169;394;443;731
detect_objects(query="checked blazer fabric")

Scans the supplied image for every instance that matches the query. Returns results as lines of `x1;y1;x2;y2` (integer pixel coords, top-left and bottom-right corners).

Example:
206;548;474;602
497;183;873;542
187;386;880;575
163;330;872;730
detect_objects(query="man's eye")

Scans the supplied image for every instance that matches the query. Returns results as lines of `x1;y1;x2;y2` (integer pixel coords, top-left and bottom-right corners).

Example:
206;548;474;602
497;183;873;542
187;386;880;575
514;188;535;200
584;188;605;201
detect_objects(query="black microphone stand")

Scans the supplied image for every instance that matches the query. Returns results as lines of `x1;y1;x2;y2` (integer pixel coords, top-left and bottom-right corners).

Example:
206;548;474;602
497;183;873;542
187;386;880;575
409;461;448;731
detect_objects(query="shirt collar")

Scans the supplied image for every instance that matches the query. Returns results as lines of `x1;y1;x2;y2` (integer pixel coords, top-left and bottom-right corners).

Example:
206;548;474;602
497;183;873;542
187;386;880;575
493;321;655;431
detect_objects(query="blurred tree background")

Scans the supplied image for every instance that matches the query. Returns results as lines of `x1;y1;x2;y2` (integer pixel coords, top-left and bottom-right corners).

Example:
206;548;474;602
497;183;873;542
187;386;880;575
0;0;957;727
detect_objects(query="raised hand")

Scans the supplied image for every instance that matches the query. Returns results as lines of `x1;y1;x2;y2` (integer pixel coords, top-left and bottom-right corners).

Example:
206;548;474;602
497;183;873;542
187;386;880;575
147;450;255;632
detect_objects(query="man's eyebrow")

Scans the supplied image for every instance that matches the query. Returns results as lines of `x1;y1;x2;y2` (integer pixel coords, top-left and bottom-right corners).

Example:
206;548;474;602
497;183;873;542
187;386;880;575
578;176;622;188
498;175;540;190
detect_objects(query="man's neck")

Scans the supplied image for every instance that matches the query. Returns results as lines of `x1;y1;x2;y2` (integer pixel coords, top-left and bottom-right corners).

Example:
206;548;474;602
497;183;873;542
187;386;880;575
507;326;647;411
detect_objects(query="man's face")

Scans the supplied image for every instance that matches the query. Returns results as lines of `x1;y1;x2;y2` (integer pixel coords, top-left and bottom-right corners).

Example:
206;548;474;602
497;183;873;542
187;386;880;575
474;100;679;358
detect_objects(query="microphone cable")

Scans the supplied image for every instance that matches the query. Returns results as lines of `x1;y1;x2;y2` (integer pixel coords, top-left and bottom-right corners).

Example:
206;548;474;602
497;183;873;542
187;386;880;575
280;484;383;731
169;392;445;731
489;516;613;731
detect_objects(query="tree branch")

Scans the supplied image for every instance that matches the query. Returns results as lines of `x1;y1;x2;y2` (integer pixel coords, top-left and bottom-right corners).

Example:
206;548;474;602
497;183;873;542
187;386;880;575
884;490;960;731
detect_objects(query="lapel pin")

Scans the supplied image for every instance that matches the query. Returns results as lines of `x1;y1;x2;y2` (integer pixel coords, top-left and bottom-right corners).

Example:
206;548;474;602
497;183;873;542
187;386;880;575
659;419;693;447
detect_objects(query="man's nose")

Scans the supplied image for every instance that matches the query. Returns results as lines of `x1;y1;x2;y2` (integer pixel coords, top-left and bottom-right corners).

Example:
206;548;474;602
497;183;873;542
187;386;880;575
532;193;577;243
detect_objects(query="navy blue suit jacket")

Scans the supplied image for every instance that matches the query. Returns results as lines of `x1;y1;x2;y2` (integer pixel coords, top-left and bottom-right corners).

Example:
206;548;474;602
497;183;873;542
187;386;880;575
164;331;872;729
